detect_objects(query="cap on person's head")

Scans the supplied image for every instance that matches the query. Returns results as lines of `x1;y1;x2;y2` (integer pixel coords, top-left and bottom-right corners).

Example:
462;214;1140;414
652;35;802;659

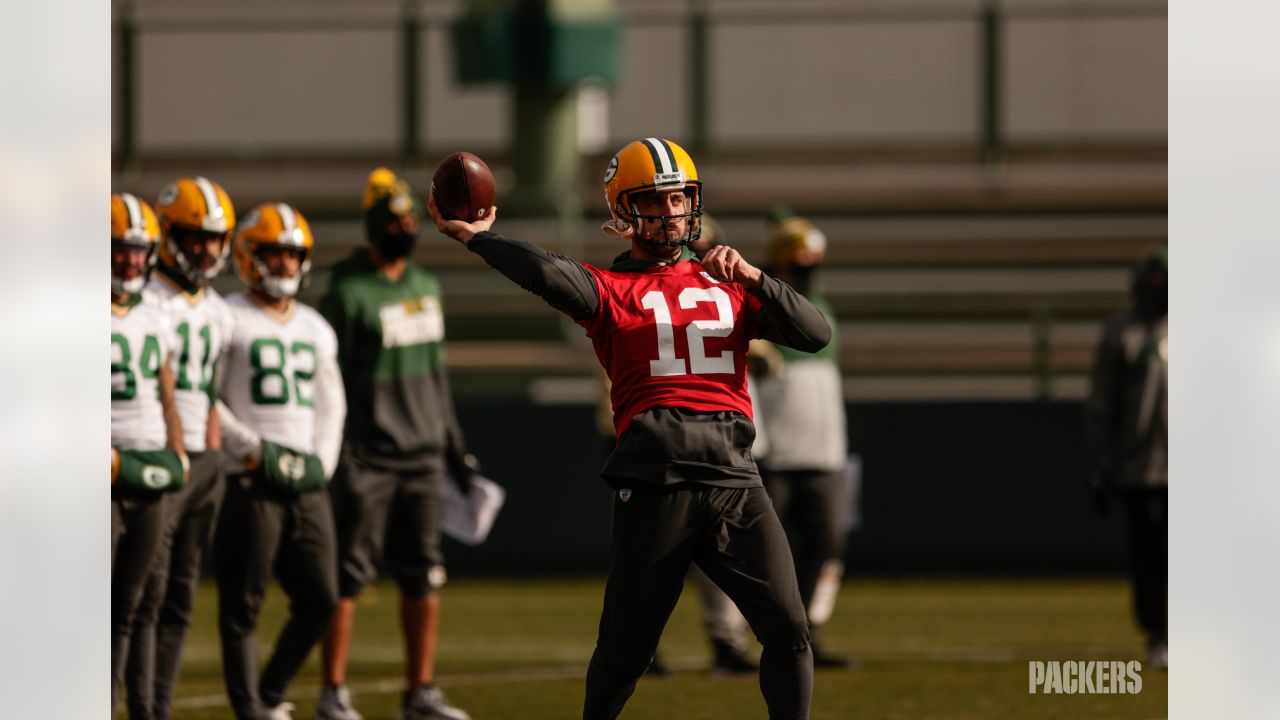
362;167;422;239
767;214;827;268
1132;245;1167;289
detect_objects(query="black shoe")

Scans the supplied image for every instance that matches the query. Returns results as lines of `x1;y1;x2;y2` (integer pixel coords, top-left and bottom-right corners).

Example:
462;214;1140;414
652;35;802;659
811;643;856;669
711;641;758;676
646;653;670;676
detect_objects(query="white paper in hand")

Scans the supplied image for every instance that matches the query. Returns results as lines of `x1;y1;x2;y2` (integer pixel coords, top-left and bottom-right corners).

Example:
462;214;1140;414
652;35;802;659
441;474;505;545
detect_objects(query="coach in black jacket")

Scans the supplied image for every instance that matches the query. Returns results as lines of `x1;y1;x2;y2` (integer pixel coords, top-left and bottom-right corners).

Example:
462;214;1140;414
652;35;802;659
1085;247;1168;669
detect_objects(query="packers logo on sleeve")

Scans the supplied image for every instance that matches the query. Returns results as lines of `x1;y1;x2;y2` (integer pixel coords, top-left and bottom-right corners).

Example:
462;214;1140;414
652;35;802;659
140;464;173;490
277;451;308;483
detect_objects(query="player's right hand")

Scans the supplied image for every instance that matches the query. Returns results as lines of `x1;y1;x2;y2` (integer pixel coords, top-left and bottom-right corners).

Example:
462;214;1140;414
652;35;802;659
428;194;497;245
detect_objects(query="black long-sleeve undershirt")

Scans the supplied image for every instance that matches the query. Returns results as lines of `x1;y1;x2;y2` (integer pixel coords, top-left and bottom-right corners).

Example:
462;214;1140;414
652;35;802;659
468;232;599;320
749;274;832;352
467;231;831;353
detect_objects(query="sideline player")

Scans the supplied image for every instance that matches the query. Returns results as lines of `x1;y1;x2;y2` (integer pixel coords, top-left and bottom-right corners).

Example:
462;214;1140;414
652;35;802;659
111;192;187;717
430;138;830;720
214;203;346;719
316;169;476;720
129;176;237;720
757;210;853;668
1084;247;1168;669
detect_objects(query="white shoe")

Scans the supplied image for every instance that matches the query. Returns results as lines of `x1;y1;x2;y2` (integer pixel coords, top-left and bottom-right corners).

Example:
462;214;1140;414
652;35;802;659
266;701;296;720
400;685;471;720
315;685;364;720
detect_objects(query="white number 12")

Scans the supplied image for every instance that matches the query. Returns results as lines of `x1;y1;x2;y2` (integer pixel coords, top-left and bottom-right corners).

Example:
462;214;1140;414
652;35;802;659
641;287;735;376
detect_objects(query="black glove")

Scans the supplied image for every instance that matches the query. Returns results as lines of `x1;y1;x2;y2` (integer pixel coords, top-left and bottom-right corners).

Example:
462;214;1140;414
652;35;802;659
446;451;482;496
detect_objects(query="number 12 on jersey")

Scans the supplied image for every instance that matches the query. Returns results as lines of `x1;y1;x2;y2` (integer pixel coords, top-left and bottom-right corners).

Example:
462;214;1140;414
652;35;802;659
641;287;735;377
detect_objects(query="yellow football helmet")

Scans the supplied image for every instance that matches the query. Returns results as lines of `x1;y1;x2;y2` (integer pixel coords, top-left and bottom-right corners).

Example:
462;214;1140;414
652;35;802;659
110;192;160;295
155;176;236;285
767;215;827;268
233;203;314;299
602;138;702;244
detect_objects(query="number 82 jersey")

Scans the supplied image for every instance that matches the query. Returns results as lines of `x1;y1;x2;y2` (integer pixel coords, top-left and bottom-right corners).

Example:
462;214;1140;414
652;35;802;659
218;293;340;459
579;261;761;437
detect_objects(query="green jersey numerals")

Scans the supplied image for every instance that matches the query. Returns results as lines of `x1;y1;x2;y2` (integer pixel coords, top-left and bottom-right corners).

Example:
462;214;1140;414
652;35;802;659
250;338;317;406
111;333;162;401
175;322;214;393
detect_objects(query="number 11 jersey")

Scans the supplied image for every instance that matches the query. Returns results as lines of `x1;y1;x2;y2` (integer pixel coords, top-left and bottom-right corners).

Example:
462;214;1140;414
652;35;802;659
579;260;762;437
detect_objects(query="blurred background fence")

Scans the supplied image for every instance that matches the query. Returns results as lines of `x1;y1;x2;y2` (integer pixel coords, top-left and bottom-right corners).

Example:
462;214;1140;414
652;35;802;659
111;0;1166;573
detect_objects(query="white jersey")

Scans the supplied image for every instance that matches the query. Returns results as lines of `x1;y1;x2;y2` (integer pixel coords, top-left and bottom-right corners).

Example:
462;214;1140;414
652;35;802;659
759;360;847;472
112;298;178;451
217;293;346;477
143;273;235;452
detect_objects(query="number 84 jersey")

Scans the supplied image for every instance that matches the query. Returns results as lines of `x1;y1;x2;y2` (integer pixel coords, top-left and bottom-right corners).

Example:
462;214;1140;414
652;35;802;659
218;293;340;459
112;299;178;451
579;261;761;437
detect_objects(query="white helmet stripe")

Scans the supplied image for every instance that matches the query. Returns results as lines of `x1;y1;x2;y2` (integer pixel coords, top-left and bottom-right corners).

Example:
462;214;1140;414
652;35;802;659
644;137;674;175
276;203;297;237
121;192;143;230
193;176;222;220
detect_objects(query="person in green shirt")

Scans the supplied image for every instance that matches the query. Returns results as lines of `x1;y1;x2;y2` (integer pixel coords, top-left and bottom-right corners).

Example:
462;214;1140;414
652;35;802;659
315;169;476;720
757;208;854;669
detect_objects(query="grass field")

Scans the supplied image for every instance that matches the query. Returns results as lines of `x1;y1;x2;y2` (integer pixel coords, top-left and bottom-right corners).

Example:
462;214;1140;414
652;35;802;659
154;577;1166;720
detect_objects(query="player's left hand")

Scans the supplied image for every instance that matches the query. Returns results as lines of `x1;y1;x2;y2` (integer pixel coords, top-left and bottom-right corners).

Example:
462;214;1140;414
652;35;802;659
701;245;763;288
428;194;497;246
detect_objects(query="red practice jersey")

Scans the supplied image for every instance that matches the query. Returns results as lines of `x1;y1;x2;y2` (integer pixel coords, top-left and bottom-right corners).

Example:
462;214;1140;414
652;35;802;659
579;260;762;437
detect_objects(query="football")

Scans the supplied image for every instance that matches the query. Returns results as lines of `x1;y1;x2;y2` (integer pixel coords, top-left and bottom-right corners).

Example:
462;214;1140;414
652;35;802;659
431;151;497;222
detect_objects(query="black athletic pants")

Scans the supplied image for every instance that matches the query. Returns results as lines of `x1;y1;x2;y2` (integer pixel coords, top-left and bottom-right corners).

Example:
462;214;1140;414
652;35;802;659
763;468;847;616
1122;487;1167;645
112;490;167;718
330;450;446;598
215;474;339;720
127;450;224;720
584;483;813;720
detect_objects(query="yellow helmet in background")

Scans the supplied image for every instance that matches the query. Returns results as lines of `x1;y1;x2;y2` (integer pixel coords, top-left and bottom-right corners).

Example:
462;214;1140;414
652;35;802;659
111;192;160;246
233;202;314;299
602;137;702;243
767;215;828;268
155;176;236;285
111;192;161;295
362;166;422;239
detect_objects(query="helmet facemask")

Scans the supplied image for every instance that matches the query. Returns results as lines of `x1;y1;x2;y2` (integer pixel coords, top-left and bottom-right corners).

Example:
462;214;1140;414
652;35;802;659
244;243;311;300
616;184;704;251
166;227;231;286
111;237;157;296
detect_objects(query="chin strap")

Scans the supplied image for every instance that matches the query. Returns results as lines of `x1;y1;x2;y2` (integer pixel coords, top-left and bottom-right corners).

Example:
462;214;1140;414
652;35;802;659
601;219;635;240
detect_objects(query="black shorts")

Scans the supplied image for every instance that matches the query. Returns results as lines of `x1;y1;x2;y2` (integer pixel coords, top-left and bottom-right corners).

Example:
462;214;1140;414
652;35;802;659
329;450;445;597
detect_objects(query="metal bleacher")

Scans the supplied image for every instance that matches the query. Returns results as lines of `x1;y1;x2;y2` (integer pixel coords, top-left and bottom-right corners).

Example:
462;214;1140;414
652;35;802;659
117;0;1167;403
